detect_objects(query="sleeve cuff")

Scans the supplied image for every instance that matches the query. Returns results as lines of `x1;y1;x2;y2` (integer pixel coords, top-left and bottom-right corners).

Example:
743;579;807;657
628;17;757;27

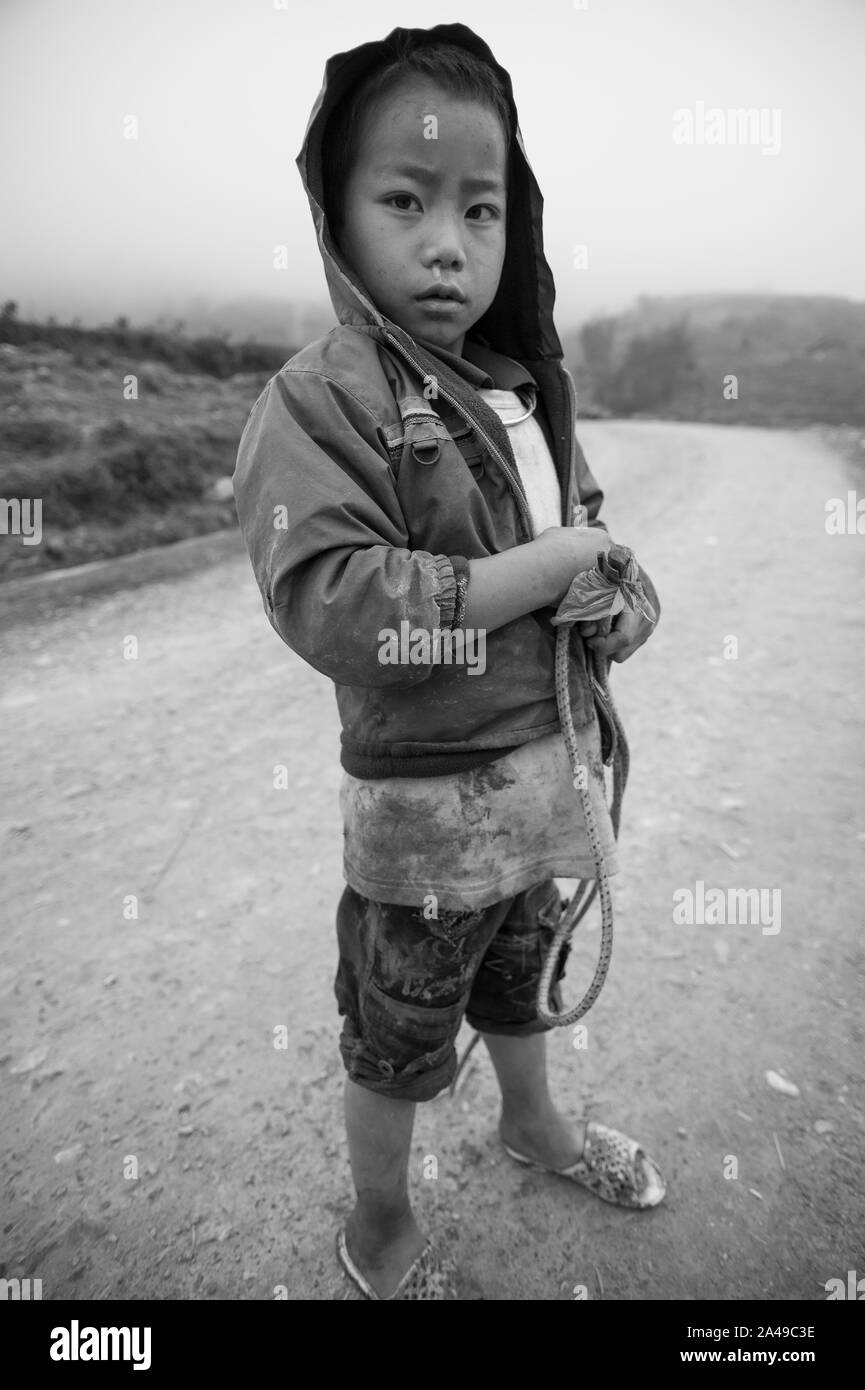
432;553;470;630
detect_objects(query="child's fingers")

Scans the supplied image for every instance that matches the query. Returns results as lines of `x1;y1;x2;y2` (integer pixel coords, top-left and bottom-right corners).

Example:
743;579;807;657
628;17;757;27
585;611;650;661
587;634;643;663
610;638;644;663
586;631;628;655
585;615;633;647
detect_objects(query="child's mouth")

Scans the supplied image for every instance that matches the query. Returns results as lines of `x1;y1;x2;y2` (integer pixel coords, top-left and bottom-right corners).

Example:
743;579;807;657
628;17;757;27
416;297;464;313
416;285;467;306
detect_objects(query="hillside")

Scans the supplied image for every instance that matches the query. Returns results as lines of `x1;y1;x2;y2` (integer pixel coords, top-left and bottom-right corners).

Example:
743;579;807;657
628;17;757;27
564;293;865;427
0;332;285;582
1;296;863;583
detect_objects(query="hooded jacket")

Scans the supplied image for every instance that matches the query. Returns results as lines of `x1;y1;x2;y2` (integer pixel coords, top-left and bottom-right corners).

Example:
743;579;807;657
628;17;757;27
232;23;658;778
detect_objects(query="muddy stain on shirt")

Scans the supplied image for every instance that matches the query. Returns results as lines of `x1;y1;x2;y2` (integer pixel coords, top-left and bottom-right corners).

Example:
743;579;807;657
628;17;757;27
340;722;618;911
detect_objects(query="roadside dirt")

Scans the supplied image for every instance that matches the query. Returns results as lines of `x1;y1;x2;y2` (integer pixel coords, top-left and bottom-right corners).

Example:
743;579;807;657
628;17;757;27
1;420;863;1300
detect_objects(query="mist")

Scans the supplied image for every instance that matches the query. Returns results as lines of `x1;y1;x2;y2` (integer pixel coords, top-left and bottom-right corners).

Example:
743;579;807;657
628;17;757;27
2;0;863;337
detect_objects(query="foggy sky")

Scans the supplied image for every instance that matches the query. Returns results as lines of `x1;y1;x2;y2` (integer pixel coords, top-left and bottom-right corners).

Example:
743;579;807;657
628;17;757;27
2;0;863;332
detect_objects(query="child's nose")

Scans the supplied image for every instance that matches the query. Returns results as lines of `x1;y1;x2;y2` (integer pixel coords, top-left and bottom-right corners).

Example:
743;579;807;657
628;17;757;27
421;214;466;271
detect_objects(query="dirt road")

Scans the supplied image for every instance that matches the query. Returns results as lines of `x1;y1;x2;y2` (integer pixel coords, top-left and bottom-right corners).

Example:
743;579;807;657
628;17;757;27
1;420;863;1301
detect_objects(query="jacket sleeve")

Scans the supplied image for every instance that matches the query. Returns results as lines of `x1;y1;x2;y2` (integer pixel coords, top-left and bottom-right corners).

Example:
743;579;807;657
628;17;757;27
574;430;607;532
232;367;463;687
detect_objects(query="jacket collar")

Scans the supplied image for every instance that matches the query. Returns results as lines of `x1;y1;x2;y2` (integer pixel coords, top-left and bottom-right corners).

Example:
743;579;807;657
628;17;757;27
417;336;537;392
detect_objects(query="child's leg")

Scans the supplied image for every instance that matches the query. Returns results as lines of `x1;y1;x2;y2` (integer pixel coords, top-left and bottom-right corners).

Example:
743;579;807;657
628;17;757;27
463;878;587;1170
481;1031;587;1171
335;885;508;1295
342;1078;427;1299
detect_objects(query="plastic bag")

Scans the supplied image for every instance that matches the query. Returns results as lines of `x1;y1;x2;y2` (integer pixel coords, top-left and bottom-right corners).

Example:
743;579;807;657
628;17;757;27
550;542;657;628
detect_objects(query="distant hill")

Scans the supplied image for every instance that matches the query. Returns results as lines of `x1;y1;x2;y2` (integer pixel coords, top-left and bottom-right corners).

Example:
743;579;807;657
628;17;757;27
563;293;865;427
2;295;863;583
177;294;335;349
0;301;295;379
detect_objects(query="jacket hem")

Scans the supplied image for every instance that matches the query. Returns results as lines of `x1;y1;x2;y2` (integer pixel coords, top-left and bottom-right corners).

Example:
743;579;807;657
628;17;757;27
339;718;562;776
340;744;515;779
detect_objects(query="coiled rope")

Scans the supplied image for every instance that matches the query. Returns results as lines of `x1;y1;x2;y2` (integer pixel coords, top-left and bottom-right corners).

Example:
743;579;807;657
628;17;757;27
536;544;655;1026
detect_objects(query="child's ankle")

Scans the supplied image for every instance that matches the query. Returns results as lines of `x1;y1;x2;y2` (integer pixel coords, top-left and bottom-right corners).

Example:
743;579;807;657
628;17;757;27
348;1201;417;1253
500;1095;557;1132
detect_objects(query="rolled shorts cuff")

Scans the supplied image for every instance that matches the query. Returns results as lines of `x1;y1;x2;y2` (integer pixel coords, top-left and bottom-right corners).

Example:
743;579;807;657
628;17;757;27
462;1011;551;1038
339;1022;458;1102
465;967;569;1038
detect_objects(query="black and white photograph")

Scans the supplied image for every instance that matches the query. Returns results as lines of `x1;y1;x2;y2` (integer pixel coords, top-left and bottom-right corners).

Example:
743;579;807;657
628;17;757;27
1;0;862;1343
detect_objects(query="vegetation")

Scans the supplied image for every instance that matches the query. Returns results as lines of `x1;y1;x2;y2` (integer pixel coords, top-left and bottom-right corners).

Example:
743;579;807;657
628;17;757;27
568;293;865;426
2;293;863;582
0;306;294;581
0;300;289;379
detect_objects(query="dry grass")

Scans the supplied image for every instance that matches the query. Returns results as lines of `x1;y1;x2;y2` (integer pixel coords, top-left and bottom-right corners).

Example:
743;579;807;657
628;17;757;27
0;342;277;581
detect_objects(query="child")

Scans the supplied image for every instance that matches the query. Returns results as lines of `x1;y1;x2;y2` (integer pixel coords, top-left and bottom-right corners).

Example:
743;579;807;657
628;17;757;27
233;23;665;1301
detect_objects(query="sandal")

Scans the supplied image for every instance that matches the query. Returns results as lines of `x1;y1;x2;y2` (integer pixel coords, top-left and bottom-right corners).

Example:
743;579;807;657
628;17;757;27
336;1228;457;1300
502;1120;666;1209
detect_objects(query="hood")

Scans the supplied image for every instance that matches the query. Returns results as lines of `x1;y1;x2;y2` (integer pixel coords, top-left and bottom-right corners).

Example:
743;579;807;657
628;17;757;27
296;23;563;365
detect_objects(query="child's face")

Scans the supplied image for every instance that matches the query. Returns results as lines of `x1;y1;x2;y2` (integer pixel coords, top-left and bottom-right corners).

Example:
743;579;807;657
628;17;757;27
337;76;508;356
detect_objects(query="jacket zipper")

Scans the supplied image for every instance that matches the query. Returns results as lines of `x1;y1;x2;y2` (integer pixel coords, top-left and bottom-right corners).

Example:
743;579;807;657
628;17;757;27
562;364;577;525
382;329;534;542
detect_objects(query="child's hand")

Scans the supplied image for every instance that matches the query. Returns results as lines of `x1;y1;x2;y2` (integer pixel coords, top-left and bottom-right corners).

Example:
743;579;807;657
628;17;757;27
579;610;653;663
536;524;613;581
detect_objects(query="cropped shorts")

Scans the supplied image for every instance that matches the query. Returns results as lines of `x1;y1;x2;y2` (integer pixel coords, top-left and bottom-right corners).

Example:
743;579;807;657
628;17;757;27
334;877;571;1102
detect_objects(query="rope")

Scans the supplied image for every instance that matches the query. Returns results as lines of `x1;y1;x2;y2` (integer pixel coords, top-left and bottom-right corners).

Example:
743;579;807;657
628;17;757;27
534;620;627;1026
536;543;653;1026
448;544;653;1092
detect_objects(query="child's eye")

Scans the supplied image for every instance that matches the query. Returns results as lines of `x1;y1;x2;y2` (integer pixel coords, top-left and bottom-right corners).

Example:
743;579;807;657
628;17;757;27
466;205;500;222
388;194;421;212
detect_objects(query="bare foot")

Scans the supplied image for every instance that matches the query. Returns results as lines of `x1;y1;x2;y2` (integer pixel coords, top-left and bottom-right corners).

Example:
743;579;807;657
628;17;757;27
343;1212;427;1299
499;1104;588;1171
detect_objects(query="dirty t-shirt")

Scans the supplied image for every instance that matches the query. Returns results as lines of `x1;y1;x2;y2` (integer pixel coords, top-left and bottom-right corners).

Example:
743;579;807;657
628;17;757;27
340;723;618;911
339;384;618;912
